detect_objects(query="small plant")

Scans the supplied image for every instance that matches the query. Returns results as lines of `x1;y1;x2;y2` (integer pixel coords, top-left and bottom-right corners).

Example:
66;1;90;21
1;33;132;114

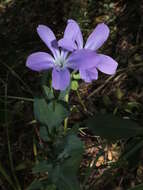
26;19;143;190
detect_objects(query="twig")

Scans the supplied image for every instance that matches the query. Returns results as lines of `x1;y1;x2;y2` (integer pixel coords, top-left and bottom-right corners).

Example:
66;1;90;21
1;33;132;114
87;63;143;99
2;62;33;95
76;89;87;112
0;95;33;102
87;75;115;99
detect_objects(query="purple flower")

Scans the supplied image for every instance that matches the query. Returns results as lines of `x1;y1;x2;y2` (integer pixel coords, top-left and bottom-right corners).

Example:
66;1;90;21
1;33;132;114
26;25;79;90
59;19;118;82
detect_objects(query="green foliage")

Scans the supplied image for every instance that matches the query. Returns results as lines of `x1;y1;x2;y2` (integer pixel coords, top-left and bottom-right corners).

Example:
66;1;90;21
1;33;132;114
28;180;57;190
27;180;44;190
121;138;142;167
32;161;52;174
85;114;143;139
42;85;54;101
34;97;69;132
39;126;50;142
53;134;83;190
52;139;83;189
31;71;84;189
29;134;83;190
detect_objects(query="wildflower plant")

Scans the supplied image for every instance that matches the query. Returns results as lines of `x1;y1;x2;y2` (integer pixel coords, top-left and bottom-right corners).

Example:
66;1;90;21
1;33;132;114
26;19;118;190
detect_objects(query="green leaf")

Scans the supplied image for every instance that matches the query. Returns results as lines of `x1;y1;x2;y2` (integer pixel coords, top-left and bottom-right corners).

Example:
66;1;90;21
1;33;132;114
32;161;52;174
45;184;57;190
28;180;57;190
43;85;54;101
41;71;54;100
85;114;143;139
128;183;143;190
71;81;79;91
39;126;50;142
121;138;142;167
27;180;43;190
34;97;69;131
58;86;70;101
53;134;84;190
52;164;80;190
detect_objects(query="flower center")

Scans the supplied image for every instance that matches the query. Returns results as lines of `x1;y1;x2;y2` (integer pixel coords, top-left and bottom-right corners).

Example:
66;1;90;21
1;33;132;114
54;54;67;68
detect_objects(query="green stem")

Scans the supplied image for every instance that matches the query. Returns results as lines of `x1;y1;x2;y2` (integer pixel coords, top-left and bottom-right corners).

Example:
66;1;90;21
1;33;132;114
76;90;87;112
5;84;22;190
64;93;69;133
0;161;17;190
33;137;38;164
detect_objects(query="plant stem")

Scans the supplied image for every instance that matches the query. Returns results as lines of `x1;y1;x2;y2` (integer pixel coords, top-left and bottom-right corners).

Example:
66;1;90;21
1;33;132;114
33;137;38;164
5;84;22;190
64;93;69;133
0;161;17;190
76;90;87;112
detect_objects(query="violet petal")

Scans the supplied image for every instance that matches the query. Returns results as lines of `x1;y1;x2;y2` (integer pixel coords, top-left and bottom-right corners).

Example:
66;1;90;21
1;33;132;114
26;52;54;72
58;19;83;51
37;25;60;58
52;68;70;90
85;23;109;51
67;49;99;70
80;67;98;82
58;38;77;52
68;19;83;49
96;54;118;75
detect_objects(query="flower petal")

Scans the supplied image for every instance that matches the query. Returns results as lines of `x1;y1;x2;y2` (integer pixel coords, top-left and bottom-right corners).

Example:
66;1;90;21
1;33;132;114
37;25;60;58
60;49;68;60
80;67;98;83
26;52;54;72
52;68;70;90
85;23;109;51
58;38;77;52
68;19;83;49
96;54;118;75
58;19;83;51
67;49;99;70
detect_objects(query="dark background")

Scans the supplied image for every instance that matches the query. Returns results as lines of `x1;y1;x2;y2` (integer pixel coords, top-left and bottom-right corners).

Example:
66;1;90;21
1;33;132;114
0;0;143;189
